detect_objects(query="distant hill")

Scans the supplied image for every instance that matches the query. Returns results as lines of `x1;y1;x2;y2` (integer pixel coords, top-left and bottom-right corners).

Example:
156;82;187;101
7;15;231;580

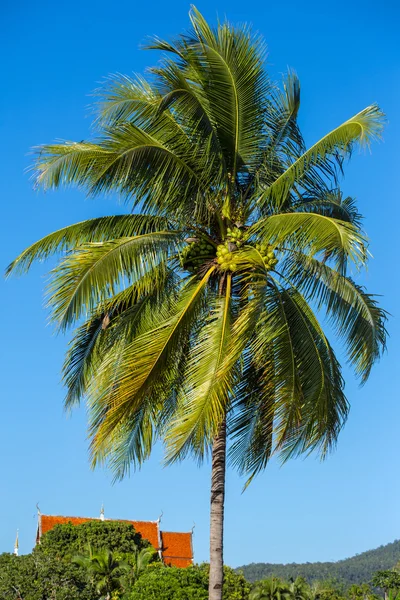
237;539;400;586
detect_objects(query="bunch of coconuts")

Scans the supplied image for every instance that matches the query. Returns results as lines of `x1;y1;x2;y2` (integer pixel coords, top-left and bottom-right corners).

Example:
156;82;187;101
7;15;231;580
180;238;215;271
180;234;278;275
216;244;238;272
255;242;278;271
226;226;247;248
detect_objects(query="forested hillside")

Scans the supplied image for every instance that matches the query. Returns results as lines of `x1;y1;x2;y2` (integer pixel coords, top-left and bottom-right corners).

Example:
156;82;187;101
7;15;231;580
238;540;400;585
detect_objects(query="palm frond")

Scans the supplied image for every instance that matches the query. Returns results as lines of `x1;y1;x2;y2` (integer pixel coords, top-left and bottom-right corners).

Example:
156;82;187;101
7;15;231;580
283;252;388;382
264;69;304;158
151;58;228;184
63;313;104;410
293;189;363;228
188;7;269;177
88;268;215;474
151;6;269;179
33;141;109;191
229;359;275;489
258;104;384;209
6;214;171;276
267;279;349;460
165;274;233;462
47;232;178;330
31;116;219;224
94;74;160;126
63;266;176;409
253;212;367;266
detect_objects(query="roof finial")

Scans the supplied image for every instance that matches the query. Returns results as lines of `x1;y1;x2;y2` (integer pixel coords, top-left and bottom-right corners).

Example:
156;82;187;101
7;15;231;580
36;503;41;516
100;503;105;521
14;530;19;556
191;522;196;535
157;510;163;524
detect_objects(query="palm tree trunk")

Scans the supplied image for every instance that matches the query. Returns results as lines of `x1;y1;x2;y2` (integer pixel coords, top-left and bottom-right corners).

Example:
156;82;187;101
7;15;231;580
209;418;226;600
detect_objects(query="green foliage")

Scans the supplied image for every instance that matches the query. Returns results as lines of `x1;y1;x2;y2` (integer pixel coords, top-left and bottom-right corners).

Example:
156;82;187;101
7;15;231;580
372;571;400;593
0;522;156;600
249;576;290;600
73;547;129;598
288;577;311;600
36;520;150;560
223;566;252;600
127;563;250;600
238;540;400;586
0;552;94;600
127;563;209;600
311;580;347;600
248;577;377;600
348;583;377;600
120;545;156;589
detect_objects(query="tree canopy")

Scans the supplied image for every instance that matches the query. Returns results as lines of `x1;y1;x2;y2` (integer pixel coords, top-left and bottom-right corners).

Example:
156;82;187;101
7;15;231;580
0;521;155;600
238;540;400;586
127;564;250;600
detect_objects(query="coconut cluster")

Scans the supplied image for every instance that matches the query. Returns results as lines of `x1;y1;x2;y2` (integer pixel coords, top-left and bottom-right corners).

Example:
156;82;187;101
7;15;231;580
180;239;214;271
226;226;247;247
255;243;278;270
216;244;238;272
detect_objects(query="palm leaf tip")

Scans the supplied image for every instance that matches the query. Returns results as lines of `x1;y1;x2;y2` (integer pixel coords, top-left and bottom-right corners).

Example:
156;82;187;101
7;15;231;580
283;69;301;119
350;104;385;146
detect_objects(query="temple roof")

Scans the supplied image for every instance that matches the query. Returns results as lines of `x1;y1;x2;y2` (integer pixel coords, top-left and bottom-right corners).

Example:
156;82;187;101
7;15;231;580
36;514;193;568
161;531;194;568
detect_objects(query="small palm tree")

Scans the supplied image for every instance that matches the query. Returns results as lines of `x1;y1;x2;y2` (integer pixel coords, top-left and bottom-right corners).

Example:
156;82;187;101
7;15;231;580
250;577;290;600
123;545;155;587
8;8;387;600
73;547;128;600
288;577;310;600
348;584;375;600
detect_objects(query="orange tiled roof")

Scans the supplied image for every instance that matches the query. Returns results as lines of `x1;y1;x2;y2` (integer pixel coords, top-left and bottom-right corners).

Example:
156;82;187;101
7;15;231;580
161;531;193;568
39;515;160;549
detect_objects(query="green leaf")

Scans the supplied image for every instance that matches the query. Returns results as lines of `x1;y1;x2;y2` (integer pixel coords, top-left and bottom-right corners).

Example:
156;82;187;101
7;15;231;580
253;211;367;266
258;104;384;209
88;268;215;475
47;232;178;330
165;274;234;462
284;252;388;382
63;266;176;409
6;214;171;276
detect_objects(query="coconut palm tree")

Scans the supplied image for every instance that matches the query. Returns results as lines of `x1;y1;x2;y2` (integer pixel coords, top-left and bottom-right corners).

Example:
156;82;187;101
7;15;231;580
7;8;387;600
348;583;375;600
73;547;129;599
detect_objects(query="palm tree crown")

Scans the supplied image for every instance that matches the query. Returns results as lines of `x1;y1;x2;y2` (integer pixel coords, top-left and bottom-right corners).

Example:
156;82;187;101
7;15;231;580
8;7;387;600
73;547;129;599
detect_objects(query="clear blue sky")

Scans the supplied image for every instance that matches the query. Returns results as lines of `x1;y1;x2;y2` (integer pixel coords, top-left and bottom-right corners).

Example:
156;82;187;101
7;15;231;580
1;0;399;567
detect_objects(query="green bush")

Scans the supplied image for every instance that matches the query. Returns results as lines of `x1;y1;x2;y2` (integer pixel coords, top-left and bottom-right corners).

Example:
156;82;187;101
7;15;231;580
37;520;149;559
0;552;94;600
127;563;250;600
0;521;154;600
